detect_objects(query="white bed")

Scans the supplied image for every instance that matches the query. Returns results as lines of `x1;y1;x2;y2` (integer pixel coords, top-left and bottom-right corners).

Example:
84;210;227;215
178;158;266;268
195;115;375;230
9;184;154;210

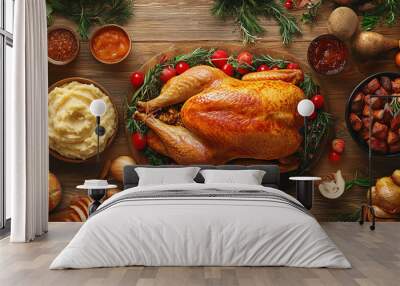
50;176;351;269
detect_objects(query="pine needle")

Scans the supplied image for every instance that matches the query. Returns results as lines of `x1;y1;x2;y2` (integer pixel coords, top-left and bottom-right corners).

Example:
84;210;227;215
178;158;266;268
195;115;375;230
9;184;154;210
46;0;134;39
212;0;301;45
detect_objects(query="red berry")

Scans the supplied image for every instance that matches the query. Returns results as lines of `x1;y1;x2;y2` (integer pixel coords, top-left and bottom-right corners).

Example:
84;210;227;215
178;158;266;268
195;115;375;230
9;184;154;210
309;111;317;120
257;64;271;72
311;94;324;109
222;63;234;76
175;61;190;74
211;49;229;69
131;132;147;151
328;151;341;163
332;138;345;154
287;62;300;69
284;1;293;9
130;72;144;88
160;66;177;83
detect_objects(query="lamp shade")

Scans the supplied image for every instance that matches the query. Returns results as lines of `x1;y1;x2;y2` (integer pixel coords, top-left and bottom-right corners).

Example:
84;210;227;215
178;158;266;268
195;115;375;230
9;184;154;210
297;99;315;117
89;99;106;117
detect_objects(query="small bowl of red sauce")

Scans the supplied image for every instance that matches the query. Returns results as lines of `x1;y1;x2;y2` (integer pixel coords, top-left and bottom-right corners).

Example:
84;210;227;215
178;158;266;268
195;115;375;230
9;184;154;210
48;25;80;65
90;25;132;64
307;34;348;76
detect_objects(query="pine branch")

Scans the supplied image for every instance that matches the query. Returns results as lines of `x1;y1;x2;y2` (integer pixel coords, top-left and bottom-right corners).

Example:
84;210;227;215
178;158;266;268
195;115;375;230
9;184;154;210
253;54;289;68
299;74;319;98
263;1;301;45
47;0;134;39
212;0;300;45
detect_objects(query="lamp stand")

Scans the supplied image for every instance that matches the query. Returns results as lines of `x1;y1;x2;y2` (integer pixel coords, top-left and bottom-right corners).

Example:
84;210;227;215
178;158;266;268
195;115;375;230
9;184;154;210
94;116;106;164
304;117;308;171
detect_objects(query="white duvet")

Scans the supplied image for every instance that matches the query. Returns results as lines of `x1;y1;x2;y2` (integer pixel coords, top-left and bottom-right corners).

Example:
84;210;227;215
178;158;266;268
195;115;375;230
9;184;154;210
50;183;351;269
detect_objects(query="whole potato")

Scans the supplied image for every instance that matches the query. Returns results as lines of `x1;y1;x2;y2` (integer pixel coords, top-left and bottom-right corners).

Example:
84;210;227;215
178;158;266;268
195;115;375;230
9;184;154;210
328;7;359;40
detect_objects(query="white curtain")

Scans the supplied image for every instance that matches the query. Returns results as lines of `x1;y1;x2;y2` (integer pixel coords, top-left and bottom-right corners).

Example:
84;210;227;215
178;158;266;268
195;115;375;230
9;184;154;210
8;0;48;242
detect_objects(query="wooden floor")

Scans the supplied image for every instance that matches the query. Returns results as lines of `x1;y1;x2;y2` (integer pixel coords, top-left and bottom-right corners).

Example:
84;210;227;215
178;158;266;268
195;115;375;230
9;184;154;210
0;223;399;286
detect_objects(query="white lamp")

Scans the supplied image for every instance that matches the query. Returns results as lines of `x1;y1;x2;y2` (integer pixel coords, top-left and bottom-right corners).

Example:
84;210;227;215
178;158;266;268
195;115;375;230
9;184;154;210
89;99;106;117
297;99;315;117
89;99;107;162
297;99;315;171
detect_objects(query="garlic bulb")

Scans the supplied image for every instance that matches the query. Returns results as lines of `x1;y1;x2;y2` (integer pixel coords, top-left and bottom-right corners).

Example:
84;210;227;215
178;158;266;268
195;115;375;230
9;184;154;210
110;156;136;182
318;170;345;199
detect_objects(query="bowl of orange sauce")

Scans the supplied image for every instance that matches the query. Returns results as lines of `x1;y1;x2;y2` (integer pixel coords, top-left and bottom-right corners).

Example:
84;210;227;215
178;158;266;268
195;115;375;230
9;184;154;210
90;24;131;64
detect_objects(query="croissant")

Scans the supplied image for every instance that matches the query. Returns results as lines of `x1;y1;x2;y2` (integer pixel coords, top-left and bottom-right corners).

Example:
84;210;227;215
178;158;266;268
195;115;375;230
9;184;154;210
49;196;91;222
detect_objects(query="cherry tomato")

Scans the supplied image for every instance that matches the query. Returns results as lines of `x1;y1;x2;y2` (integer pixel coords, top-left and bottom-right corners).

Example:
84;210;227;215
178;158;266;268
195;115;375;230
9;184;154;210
328;151;341;163
131;132;147;151
257;64;271;72
332;138;345;154
222;63;234;76
237;67;250;75
211;49;229;69
272;66;280;70
130;72;144;88
287;62;300;69
237;51;253;66
160;66;177;83
237;51;253;75
395;51;400;67
284;0;293;9
175;61;190;74
311;94;324;109
309;111;317;120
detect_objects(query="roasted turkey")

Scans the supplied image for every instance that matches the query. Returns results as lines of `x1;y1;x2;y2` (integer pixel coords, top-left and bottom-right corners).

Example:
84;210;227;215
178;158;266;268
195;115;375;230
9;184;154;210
134;65;306;164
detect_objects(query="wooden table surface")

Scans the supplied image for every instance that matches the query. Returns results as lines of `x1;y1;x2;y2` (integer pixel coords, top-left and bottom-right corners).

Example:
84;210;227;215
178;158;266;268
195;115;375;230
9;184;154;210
48;0;400;221
2;222;400;286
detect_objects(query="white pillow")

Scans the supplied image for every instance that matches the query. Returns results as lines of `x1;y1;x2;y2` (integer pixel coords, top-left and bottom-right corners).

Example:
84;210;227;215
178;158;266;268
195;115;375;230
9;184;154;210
135;167;200;186
200;169;266;185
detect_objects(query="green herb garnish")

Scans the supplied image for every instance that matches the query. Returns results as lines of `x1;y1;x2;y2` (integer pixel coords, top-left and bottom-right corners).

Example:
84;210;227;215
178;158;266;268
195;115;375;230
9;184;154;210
46;0;134;39
301;0;323;24
361;0;400;31
211;0;301;45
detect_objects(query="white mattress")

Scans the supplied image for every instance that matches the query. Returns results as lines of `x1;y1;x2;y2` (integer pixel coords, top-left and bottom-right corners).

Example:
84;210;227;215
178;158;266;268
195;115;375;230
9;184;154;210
50;183;351;269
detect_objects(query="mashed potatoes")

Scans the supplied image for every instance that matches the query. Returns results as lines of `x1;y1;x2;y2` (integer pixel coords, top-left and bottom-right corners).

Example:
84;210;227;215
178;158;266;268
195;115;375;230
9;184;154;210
48;81;117;160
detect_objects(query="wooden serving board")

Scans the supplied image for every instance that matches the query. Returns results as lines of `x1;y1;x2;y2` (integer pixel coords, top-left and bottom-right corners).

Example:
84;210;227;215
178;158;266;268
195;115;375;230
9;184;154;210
48;0;400;221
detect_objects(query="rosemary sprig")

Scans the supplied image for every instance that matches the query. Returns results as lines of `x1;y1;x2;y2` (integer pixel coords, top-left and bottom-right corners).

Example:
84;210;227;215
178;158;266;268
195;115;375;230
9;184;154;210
362;0;400;31
301;0;323;24
46;0;134;39
253;54;289;68
304;111;333;159
263;1;301;46
211;0;301;45
299;74;319;98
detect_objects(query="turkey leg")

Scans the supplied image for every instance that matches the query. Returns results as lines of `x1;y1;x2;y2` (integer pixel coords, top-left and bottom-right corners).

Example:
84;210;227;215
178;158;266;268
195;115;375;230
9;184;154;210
137;66;224;113
242;69;304;85
134;111;218;164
